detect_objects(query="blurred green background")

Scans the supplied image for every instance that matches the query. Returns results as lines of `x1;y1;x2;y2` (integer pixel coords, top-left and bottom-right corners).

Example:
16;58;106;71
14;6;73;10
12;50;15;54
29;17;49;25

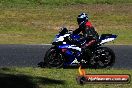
0;0;131;44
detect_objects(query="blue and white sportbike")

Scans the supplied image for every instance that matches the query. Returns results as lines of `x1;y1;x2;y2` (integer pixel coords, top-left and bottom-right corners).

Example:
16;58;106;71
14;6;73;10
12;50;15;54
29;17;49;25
44;28;117;68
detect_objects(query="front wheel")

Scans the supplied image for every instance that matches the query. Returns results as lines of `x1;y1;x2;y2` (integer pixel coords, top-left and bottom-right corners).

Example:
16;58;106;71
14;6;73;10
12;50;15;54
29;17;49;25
44;47;64;68
89;47;115;68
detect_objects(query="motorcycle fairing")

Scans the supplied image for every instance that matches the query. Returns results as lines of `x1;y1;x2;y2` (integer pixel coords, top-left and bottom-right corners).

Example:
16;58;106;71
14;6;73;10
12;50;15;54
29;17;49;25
99;34;117;44
58;44;81;51
53;34;70;43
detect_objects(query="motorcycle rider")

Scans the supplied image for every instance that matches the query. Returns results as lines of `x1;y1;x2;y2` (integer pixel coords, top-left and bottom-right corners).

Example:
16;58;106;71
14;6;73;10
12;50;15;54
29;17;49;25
73;13;99;58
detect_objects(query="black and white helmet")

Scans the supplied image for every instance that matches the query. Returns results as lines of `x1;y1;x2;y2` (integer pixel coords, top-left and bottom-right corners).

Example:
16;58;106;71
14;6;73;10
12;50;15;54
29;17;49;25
77;13;89;25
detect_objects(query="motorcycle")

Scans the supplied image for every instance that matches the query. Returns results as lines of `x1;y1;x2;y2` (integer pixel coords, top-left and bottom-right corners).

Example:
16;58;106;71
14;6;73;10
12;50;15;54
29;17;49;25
44;28;117;68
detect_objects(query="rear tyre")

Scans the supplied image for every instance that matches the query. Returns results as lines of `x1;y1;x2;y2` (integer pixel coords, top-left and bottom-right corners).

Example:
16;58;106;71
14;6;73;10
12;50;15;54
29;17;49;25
44;47;64;68
88;47;115;69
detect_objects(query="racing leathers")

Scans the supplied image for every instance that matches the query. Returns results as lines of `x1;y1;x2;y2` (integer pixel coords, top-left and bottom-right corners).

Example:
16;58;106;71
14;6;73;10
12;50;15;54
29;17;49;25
73;21;99;58
73;21;99;47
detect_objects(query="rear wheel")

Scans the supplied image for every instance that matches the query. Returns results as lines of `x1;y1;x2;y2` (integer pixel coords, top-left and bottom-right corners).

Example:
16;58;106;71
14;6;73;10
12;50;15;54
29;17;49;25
88;47;115;68
44;47;64;68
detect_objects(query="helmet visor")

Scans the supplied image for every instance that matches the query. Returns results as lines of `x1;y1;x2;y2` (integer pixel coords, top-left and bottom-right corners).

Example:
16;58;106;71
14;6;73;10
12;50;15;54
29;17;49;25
77;18;84;25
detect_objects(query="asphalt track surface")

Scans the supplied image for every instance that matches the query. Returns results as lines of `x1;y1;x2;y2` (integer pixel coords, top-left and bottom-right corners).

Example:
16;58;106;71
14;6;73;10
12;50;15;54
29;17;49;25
0;45;131;69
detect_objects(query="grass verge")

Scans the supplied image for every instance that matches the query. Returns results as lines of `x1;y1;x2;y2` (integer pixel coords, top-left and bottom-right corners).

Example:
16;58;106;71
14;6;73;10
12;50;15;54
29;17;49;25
0;0;132;8
0;67;132;88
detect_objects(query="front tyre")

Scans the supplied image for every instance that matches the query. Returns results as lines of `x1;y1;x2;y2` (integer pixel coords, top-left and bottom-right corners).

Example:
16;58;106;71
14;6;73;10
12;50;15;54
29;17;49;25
44;47;64;68
89;47;115;68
